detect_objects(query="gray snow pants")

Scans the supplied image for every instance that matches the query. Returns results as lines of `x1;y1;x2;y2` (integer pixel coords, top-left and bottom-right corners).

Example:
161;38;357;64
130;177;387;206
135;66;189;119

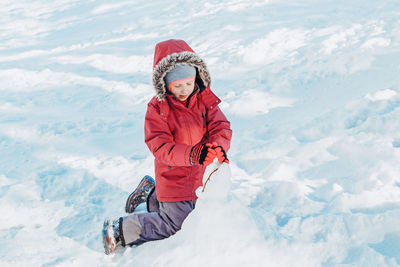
120;190;196;246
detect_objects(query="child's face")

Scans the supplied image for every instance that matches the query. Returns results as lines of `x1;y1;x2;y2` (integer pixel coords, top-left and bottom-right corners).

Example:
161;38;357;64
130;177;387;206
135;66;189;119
169;77;195;101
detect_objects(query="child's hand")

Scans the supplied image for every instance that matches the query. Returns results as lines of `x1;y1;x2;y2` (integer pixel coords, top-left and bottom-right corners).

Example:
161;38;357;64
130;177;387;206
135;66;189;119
190;143;217;166
210;142;229;164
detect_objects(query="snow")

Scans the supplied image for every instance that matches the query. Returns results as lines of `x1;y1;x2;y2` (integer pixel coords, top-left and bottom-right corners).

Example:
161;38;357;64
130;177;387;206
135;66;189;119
1;0;400;266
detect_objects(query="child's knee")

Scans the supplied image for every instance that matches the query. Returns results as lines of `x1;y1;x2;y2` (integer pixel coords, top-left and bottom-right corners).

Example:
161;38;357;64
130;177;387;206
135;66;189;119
159;201;194;232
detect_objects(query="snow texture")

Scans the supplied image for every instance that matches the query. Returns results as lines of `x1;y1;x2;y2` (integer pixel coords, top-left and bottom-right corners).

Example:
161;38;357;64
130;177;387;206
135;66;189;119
1;0;400;266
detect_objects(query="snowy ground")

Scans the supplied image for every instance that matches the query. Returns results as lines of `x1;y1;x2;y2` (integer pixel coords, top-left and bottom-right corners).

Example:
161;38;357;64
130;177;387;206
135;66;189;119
1;0;400;266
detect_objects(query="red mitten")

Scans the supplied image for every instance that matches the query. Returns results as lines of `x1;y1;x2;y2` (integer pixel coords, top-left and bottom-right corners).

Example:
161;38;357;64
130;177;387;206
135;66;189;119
190;143;217;166
210;142;229;164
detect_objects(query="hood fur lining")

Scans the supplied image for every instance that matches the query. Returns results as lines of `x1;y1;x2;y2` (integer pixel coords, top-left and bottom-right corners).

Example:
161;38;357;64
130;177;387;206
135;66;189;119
152;51;211;101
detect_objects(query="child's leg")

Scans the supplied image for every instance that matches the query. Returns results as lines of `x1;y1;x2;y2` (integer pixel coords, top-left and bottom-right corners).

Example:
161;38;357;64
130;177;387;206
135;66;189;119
120;200;195;246
146;188;160;212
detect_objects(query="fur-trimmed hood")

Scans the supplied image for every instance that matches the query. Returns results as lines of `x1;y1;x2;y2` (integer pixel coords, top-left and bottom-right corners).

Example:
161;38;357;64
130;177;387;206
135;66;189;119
152;39;211;101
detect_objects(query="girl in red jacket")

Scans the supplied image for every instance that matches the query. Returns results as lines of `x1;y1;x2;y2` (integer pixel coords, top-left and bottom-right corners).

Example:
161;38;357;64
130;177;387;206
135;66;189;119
102;39;232;254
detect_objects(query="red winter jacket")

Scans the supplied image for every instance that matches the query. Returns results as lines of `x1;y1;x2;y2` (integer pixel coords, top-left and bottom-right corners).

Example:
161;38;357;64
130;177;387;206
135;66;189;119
145;39;232;202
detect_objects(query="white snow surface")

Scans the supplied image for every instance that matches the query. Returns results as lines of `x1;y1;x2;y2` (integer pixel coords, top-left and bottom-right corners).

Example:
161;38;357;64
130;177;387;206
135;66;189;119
1;0;400;266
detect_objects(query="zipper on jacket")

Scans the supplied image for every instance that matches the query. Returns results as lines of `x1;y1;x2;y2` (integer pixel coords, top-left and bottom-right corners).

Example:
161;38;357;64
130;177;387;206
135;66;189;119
184;113;193;144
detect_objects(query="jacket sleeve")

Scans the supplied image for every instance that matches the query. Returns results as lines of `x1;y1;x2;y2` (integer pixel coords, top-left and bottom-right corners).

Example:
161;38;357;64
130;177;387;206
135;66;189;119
144;102;193;166
206;105;232;152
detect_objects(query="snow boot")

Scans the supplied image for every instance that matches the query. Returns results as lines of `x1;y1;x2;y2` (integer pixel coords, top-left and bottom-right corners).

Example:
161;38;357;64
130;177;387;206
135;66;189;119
125;175;155;213
102;218;122;255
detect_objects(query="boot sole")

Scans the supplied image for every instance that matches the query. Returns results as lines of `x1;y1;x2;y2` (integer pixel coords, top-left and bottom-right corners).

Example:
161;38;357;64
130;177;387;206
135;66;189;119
102;220;115;255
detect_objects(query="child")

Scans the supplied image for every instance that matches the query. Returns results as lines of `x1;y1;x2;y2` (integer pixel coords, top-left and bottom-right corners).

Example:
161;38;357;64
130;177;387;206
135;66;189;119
102;39;232;254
